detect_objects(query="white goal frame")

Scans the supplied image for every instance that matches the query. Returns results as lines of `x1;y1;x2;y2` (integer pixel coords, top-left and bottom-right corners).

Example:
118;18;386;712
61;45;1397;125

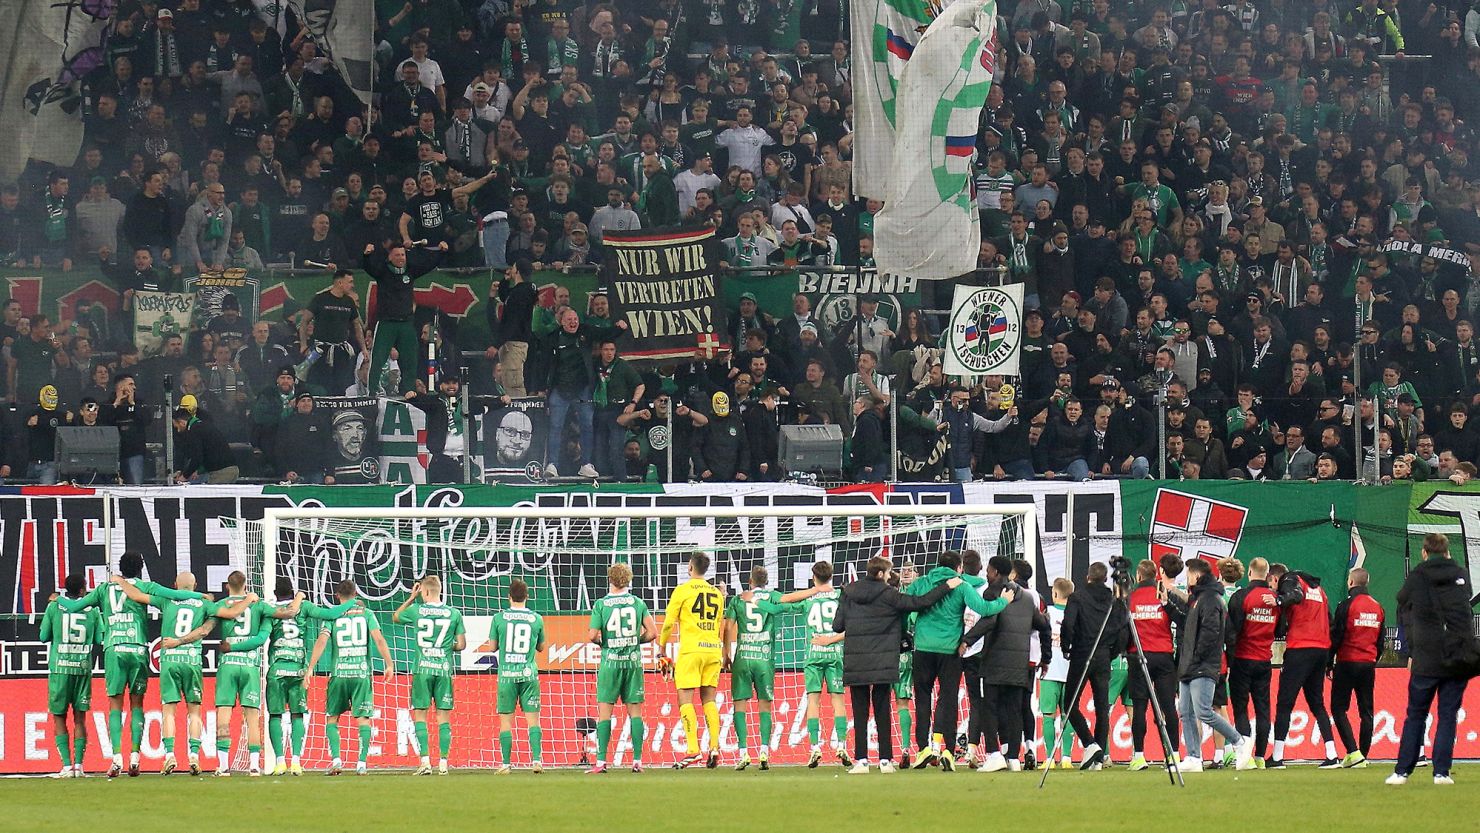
261;502;1040;578
254;502;1037;770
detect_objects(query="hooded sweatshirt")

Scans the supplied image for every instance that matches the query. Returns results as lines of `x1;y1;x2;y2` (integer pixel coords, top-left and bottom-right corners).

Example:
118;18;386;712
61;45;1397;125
1276;570;1330;650
905;565;1007;654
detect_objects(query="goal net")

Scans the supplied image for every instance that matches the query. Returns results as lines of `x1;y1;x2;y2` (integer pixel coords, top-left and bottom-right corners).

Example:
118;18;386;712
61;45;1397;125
233;503;1034;770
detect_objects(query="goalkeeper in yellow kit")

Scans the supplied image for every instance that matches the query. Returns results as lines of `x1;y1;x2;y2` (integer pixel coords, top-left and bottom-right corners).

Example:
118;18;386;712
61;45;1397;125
658;552;726;769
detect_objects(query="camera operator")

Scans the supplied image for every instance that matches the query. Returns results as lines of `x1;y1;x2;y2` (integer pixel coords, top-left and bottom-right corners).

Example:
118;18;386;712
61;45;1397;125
1061;561;1127;769
1125;559;1185;770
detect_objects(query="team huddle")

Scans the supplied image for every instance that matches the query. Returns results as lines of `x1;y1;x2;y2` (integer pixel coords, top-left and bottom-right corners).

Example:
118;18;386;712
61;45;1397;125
39;547;1387;776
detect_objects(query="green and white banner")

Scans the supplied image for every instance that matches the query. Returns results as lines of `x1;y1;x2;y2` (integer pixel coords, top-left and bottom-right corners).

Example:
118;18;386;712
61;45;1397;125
131;291;196;357
873;0;997;280
944;283;1023;376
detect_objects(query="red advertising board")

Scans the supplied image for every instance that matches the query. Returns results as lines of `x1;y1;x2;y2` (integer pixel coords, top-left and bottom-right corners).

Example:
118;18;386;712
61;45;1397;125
2;670;1476;773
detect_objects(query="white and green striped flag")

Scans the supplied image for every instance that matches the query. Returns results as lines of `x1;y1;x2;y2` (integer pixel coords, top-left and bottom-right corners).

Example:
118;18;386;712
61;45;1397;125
850;0;938;201
873;0;997;281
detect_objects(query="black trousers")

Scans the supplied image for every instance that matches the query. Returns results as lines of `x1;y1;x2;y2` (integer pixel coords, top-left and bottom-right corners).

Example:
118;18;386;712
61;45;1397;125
1021;680;1037;752
1128;651;1180;757
1066;656;1112;750
1275;647;1335;743
982;683;1026;757
426;453;465;484
1330;661;1376;756
964;663;987;748
850;683;894;763
912;650;963;749
1229;657;1273;757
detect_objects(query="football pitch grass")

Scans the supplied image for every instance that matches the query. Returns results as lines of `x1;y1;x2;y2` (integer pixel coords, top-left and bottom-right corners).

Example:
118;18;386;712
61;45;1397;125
3;764;1474;832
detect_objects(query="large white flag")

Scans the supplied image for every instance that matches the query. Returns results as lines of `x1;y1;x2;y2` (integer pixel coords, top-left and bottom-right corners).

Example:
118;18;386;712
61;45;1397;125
872;0;997;281
291;0;375;105
0;0;112;181
943;282;1022;377
850;0;937;201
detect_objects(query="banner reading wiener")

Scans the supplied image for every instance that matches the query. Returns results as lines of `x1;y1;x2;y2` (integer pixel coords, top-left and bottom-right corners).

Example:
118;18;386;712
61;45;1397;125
601;226;727;363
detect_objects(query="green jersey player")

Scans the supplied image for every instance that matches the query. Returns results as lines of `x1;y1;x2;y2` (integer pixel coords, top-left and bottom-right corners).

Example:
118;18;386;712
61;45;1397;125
40;574;101;778
56;552;207;777
210;570;304;776
307;580;396;775
584;563;657;774
725;566;817;771
480;578;546;774
801;561;849;768
393;575;467;775
110;573;256;775
266;577;350;775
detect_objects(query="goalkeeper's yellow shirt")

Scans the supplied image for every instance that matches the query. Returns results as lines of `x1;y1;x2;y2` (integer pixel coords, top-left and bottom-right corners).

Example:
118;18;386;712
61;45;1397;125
660;577;724;657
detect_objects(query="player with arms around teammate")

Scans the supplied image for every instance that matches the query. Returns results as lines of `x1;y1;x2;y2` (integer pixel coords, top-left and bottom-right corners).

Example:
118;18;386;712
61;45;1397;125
56;552;207;778
904;550;1011;770
210;570;306;776
658;552;727;768
585;563;658;773
482;578;547;773
267;577;354;775
41;574;101;777
800;561;854;768
307;580;396;775
395;575;467;775
727;566;820;770
109;573;259;775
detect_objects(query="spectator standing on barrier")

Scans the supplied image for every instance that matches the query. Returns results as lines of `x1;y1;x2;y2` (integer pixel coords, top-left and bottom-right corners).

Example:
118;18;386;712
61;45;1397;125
489;259;537;398
171;406;237;484
301;270;365;396
1329;566;1384;769
362;240;447;398
538;306;604;479
275;391;335;484
1388;533;1479;786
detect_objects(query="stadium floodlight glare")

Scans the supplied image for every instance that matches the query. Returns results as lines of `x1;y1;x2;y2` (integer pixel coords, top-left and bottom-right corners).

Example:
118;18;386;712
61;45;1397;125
235;502;1036;771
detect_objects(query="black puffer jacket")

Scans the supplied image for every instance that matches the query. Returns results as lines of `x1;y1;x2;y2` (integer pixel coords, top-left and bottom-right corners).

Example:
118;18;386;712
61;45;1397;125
1398;555;1479;679
1176;572;1227;681
962;580;1051;688
833;577;952;686
1043;409;1091;469
1062;580;1126;666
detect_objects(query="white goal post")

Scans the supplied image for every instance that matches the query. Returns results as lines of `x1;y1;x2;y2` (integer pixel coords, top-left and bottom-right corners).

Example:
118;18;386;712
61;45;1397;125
240;501;1037;770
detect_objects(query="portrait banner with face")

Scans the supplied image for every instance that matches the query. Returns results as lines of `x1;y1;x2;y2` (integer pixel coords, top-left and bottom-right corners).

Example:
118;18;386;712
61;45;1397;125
316;395;381;483
185;270;261;330
482;398;549;481
133;291;197;358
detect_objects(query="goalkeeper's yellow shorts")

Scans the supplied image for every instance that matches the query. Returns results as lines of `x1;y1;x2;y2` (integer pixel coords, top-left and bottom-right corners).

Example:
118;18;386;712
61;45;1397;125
675;653;722;690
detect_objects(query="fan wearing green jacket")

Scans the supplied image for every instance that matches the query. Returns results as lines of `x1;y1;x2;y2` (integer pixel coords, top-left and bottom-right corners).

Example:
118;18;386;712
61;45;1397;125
904;550;1012;770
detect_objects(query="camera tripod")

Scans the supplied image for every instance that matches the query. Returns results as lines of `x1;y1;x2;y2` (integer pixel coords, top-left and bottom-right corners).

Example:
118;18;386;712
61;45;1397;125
1038;571;1183;788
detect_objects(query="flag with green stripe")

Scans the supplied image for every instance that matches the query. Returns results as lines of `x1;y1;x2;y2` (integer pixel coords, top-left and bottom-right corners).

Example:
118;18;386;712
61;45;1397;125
850;0;938;201
874;0;998;280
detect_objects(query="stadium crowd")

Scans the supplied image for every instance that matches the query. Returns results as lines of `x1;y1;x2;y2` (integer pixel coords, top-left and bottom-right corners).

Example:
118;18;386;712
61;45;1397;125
1;0;1480;484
